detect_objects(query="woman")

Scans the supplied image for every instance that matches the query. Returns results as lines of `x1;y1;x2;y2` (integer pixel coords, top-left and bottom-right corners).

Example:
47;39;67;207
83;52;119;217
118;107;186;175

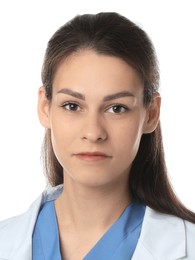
0;12;195;260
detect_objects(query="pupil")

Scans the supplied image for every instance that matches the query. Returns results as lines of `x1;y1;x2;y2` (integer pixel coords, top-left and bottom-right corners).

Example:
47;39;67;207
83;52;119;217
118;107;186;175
71;104;77;110
114;106;120;112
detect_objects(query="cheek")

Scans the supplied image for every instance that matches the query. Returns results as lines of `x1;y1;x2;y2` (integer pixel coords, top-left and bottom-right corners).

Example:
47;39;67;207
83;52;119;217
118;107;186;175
113;133;142;174
49;115;73;155
116;134;141;159
112;118;144;158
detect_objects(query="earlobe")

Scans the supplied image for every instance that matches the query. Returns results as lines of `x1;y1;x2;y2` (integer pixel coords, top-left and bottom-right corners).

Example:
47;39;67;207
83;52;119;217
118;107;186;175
37;86;51;128
143;93;161;134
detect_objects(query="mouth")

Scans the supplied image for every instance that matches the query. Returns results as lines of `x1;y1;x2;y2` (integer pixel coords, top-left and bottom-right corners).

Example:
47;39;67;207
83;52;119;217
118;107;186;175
74;152;112;162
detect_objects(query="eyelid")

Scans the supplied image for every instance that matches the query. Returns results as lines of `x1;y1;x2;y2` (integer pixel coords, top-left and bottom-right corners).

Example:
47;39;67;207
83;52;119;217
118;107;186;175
105;103;129;113
60;100;131;113
62;101;82;111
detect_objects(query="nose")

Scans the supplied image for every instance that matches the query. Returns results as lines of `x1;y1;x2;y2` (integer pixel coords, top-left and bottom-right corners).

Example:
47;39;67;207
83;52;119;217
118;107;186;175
81;114;107;143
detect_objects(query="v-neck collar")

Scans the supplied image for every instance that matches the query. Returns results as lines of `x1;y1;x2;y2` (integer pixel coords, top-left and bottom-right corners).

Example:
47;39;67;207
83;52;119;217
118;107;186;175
0;185;189;259
84;202;145;259
32;201;62;260
35;200;145;260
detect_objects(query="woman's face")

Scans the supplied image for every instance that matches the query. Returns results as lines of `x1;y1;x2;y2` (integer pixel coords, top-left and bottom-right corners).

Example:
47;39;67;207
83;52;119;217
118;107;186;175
39;50;160;188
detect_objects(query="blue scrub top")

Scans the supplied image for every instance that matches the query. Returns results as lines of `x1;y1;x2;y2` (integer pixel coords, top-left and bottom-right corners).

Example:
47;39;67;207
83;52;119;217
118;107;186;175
32;199;145;260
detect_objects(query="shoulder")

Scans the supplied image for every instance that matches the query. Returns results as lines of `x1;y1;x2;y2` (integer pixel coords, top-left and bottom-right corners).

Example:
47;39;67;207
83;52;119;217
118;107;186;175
135;206;195;259
144;206;195;232
184;220;195;257
0;193;42;258
0;185;63;259
144;206;195;238
0;184;63;232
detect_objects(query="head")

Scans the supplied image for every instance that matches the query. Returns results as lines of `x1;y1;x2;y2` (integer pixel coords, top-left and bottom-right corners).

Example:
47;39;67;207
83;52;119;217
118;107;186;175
38;12;161;197
37;12;195;222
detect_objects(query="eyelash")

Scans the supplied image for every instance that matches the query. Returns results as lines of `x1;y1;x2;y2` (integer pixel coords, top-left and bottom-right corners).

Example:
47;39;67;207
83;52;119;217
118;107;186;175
62;102;81;111
61;102;129;114
106;104;129;114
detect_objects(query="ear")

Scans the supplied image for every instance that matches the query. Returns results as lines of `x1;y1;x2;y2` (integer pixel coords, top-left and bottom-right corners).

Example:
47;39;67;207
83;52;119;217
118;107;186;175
37;86;51;128
143;92;161;134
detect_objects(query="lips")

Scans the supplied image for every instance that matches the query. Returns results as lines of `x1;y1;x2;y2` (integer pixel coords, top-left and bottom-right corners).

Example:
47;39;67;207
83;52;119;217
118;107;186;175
74;152;112;161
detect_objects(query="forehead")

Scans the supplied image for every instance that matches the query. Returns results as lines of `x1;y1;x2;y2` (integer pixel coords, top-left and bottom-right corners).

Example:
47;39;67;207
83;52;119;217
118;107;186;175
53;50;143;96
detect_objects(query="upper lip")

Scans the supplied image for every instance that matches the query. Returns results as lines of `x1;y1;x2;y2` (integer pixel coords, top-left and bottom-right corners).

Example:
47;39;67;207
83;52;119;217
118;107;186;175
75;152;111;157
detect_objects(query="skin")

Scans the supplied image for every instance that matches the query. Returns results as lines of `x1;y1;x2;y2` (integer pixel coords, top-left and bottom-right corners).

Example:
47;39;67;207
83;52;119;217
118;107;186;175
38;50;160;259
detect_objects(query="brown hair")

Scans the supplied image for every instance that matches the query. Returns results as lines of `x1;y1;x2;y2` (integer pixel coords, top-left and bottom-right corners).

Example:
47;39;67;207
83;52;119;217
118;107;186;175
41;12;195;223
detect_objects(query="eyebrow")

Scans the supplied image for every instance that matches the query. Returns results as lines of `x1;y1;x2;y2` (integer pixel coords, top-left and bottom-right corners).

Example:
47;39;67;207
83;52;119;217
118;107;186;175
103;91;135;101
57;88;135;101
57;88;85;100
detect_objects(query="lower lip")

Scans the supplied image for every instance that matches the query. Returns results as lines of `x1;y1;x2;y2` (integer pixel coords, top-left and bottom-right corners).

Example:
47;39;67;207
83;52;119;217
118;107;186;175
75;154;110;161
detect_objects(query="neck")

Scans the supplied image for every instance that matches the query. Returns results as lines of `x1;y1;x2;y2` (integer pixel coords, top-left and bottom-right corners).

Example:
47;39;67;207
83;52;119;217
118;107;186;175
55;174;131;232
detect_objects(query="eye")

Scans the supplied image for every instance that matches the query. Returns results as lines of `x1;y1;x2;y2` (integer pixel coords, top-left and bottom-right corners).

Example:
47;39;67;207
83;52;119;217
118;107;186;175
62;102;81;111
106;104;128;114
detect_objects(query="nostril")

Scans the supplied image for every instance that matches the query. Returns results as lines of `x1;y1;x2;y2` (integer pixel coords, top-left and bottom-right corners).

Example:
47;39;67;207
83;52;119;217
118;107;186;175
97;137;103;142
81;131;107;143
81;119;107;142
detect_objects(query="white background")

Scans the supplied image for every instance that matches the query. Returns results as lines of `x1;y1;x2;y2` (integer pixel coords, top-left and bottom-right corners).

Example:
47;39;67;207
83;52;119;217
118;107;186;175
0;0;194;220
